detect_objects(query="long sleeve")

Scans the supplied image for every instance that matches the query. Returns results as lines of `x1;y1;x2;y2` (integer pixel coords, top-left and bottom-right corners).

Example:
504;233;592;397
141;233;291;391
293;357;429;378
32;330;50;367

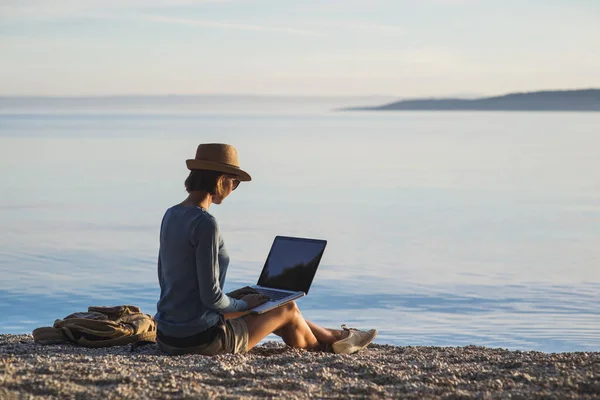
192;216;247;313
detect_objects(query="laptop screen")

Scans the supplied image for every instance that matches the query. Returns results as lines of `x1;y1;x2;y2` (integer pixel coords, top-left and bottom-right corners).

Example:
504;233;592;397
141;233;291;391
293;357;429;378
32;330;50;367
257;236;327;294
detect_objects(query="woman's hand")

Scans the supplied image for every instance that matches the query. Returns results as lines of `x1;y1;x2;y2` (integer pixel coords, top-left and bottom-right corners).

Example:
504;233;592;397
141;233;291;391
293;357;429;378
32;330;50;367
241;293;270;309
227;286;259;300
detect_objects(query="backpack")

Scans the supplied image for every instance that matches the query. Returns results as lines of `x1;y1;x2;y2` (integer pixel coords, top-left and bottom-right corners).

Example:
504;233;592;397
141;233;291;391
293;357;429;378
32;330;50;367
32;305;156;348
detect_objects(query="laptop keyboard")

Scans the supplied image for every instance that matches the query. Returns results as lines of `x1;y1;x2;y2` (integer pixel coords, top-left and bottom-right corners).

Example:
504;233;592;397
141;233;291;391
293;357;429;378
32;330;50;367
255;288;292;301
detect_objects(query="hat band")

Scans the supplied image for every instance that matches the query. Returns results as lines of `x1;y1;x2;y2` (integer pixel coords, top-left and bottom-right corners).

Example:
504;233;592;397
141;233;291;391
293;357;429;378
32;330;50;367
186;158;251;181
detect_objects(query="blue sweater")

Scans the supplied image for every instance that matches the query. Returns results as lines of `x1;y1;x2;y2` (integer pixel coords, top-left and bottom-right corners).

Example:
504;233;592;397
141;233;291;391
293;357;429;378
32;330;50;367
154;205;248;337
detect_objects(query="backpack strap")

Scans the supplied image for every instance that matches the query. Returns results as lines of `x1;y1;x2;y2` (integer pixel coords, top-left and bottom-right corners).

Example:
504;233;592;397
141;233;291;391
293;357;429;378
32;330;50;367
88;305;141;318
77;330;156;348
32;326;67;345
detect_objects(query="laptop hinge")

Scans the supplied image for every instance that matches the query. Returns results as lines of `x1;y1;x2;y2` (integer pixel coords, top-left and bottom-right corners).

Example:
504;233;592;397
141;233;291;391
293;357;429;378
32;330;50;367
253;285;298;294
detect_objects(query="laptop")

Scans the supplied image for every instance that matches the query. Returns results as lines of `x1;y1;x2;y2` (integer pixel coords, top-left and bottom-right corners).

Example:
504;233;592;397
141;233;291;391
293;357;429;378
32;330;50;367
238;236;327;314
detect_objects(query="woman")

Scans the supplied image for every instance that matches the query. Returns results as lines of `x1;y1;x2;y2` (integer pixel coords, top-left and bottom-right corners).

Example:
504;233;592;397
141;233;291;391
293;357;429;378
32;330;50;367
155;143;377;356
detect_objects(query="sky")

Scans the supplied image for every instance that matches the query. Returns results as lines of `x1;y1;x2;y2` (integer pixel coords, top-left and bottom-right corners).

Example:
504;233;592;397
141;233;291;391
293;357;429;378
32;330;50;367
0;0;599;97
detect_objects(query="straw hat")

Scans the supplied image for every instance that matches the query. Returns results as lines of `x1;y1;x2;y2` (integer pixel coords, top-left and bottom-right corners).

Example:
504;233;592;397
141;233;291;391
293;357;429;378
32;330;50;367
186;143;252;181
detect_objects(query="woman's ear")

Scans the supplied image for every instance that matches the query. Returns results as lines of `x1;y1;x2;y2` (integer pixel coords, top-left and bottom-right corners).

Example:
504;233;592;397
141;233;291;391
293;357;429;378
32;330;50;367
213;174;229;200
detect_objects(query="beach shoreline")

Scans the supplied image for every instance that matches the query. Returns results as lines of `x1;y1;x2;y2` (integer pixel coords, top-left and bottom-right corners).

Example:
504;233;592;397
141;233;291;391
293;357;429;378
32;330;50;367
1;334;599;399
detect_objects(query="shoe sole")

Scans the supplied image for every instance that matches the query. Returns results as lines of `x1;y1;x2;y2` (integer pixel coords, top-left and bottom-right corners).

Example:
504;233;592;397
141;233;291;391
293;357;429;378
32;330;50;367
332;329;378;355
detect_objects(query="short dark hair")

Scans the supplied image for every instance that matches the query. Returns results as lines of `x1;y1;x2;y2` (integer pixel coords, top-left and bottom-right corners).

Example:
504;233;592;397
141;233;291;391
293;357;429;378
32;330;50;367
184;170;225;194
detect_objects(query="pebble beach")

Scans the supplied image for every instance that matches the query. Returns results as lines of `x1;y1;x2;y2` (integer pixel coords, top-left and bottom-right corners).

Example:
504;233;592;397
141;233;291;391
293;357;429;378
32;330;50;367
1;334;599;399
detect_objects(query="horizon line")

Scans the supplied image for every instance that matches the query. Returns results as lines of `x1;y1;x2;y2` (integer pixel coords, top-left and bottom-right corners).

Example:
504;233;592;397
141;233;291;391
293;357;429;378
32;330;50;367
0;93;396;99
0;87;598;100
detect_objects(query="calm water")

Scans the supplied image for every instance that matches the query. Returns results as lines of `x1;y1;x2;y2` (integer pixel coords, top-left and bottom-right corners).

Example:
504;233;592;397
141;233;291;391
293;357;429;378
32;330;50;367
1;107;599;352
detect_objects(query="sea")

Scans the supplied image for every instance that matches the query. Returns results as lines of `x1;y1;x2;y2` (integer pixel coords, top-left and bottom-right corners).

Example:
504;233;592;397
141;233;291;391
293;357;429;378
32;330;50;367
0;96;598;353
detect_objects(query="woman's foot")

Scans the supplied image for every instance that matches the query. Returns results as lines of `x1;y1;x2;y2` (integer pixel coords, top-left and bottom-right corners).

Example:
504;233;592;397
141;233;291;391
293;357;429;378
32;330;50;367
331;324;378;354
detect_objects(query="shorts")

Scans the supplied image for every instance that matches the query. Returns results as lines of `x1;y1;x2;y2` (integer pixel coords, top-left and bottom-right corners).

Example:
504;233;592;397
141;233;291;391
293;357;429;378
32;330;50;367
157;316;249;356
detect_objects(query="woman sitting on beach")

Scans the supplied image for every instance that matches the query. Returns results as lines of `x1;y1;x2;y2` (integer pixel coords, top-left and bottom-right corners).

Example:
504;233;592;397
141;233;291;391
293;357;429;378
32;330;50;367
154;143;377;356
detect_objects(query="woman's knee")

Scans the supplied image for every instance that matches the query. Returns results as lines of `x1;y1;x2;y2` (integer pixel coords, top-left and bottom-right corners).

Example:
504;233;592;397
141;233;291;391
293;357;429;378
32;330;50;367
258;301;301;327
269;301;299;321
282;301;300;315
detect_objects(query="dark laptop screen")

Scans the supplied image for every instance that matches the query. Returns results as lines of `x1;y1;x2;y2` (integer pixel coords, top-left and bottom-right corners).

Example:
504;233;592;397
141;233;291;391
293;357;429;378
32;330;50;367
257;236;327;294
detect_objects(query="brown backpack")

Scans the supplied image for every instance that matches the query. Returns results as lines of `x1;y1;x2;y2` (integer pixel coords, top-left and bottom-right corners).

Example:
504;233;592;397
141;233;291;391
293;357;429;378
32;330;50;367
32;305;156;348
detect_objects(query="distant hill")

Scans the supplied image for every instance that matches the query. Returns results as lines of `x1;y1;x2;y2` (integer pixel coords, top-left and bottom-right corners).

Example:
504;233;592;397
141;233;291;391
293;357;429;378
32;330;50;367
342;89;600;111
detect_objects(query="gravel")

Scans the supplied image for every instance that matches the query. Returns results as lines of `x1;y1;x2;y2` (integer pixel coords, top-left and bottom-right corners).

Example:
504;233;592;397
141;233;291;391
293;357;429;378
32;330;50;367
1;334;599;399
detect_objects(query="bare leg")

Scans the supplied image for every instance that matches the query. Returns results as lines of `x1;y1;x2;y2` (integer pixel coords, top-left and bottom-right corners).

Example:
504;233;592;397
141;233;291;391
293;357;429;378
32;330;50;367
267;320;345;345
305;320;347;344
242;301;319;350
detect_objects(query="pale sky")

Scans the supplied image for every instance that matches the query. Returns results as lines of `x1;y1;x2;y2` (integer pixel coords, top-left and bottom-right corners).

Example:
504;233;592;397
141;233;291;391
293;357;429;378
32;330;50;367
0;0;599;96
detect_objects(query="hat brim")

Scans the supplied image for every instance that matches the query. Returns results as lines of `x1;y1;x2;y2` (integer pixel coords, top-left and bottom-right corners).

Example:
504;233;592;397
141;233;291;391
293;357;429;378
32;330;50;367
186;159;252;181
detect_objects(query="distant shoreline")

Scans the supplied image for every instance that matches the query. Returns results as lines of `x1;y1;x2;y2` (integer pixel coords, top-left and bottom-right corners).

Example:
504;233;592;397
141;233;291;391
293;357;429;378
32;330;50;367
2;90;600;113
342;89;600;112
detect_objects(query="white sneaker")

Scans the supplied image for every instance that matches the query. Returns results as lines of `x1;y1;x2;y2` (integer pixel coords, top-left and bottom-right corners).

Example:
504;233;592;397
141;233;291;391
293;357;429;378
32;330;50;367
332;324;378;355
